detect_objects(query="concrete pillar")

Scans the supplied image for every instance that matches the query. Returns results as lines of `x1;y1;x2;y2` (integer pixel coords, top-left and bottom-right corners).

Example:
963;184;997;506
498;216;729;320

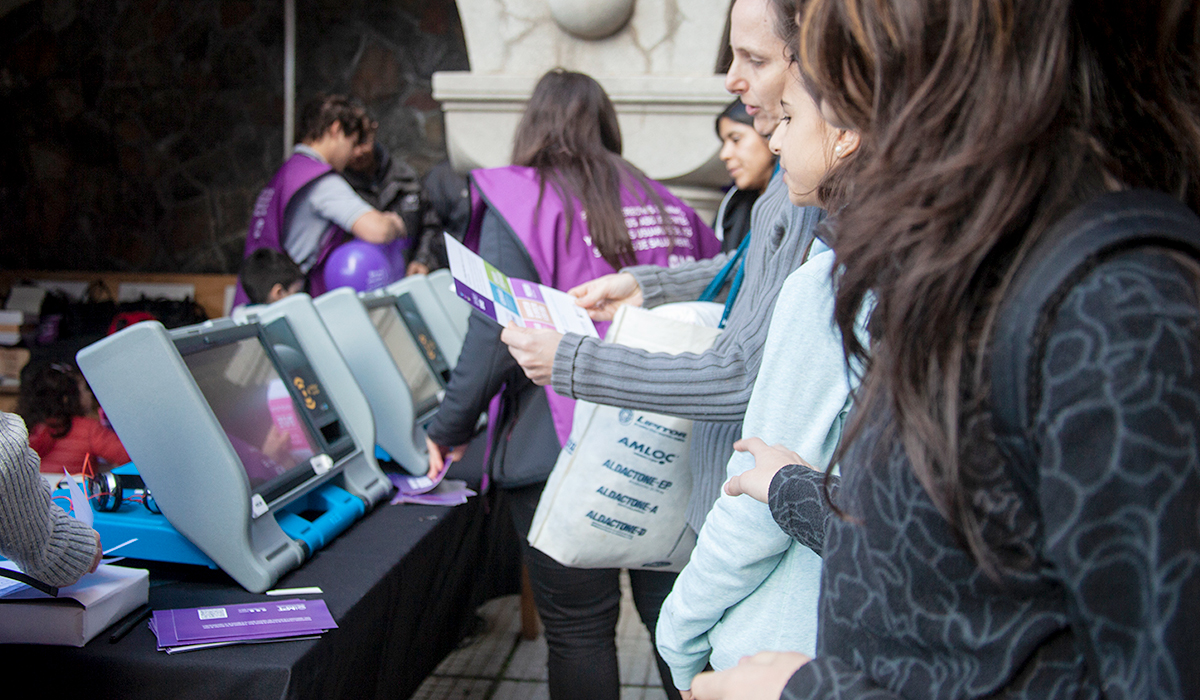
433;0;732;221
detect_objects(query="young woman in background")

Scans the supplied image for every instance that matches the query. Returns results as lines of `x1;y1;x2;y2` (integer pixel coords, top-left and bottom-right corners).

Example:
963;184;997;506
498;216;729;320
713;99;776;253
424;69;718;700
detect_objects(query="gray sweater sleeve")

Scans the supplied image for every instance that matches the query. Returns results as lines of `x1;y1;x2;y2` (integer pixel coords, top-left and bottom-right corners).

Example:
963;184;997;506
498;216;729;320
0;413;98;587
551;316;766;422
625;254;730;308
550;193;825;423
625;170;793;308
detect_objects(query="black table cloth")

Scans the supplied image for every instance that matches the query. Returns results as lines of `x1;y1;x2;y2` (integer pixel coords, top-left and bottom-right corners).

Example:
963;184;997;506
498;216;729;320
2;439;522;700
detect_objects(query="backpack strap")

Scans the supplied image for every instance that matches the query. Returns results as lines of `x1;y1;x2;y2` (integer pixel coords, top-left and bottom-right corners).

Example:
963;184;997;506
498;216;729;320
991;189;1200;494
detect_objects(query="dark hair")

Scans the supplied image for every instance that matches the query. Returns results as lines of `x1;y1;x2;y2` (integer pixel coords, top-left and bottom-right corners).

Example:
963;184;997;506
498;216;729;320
511;69;674;271
798;0;1200;571
17;363;85;439
715;99;755;136
240;248;305;305
296;94;372;146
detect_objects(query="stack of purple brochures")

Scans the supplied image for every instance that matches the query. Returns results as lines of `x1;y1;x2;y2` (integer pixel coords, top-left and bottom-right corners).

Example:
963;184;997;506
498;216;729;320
149;599;336;653
388;463;477;506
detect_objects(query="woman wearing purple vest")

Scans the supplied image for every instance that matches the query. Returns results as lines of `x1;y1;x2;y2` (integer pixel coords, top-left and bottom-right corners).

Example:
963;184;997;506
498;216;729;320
424;69;720;700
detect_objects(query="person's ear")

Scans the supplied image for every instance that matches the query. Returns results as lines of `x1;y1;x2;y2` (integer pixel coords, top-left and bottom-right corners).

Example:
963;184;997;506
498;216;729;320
832;130;861;160
267;283;288;303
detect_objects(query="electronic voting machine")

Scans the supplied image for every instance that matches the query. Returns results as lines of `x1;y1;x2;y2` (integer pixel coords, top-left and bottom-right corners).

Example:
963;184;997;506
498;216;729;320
74;293;390;593
311;270;471;474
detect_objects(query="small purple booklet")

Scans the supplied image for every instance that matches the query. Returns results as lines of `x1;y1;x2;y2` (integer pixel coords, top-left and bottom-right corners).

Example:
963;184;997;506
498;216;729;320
390;479;476;506
151;598;336;649
388;460;450;497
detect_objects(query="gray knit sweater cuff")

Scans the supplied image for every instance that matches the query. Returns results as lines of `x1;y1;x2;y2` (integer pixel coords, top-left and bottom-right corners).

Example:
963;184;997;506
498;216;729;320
623;254;730;309
551;332;587;399
1;413;99;588
624;265;668;309
37;508;98;587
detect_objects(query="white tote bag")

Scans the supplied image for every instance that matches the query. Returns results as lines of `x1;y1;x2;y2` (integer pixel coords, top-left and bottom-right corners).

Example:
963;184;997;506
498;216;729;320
528;302;722;571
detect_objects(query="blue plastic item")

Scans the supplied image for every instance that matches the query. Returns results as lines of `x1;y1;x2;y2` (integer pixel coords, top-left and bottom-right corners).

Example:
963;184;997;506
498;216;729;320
55;464;366;568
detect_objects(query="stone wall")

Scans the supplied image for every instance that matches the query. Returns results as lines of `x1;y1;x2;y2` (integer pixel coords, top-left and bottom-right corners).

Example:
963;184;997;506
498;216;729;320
0;0;467;274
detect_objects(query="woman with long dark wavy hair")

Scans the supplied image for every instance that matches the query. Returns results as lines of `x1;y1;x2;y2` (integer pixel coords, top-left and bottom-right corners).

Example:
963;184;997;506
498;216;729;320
691;0;1200;698
424;69;718;700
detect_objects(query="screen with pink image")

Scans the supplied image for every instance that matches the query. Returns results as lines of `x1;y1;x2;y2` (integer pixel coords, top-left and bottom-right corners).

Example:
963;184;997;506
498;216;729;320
182;336;319;492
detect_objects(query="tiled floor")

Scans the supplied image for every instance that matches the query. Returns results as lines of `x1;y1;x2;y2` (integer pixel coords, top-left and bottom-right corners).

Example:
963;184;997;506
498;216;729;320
412;572;669;700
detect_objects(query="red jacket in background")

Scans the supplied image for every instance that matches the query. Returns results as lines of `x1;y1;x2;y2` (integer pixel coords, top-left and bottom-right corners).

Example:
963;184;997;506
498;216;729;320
29;416;130;475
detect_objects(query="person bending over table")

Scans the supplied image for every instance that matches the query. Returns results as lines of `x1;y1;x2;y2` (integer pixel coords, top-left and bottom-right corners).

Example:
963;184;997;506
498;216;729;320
424;69;719;700
234;94;405;305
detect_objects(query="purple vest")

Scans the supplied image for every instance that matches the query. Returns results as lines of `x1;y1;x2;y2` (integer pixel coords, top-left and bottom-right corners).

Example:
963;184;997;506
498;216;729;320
234;153;350;306
466;165;720;446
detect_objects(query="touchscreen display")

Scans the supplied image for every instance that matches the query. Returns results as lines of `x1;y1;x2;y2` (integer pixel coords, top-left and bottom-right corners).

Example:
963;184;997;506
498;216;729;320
183;336;319;492
368;304;443;419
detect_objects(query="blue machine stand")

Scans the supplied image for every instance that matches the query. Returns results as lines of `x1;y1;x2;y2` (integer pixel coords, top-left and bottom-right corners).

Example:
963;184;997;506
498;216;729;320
57;464;367;568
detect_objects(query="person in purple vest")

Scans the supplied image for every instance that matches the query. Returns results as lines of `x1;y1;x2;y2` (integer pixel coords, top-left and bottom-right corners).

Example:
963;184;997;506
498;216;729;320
234;95;405;306
423;69;720;700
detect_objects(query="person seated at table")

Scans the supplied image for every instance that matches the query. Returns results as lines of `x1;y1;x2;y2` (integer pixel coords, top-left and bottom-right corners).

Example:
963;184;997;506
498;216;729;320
0;412;102;587
713;99;776;253
234;94;406;305
18;362;129;476
239;248;306;306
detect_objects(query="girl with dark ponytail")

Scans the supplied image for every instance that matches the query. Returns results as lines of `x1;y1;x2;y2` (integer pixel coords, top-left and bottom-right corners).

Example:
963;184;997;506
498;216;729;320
425;69;718;700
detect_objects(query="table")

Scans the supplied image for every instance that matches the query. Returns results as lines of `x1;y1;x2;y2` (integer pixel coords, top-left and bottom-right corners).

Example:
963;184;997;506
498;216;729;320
2;441;523;700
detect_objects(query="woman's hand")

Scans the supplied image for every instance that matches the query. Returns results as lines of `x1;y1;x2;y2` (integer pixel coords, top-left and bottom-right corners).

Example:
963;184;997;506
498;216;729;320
568;272;643;321
690;651;810;700
501;323;564;386
426;436;467;479
725;437;815;503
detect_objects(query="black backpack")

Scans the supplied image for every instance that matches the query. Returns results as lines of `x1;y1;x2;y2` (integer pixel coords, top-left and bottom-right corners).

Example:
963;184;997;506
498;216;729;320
989;189;1200;685
991;189;1200;492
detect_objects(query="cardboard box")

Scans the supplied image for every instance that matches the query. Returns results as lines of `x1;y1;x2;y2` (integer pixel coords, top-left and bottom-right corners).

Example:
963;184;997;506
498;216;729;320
0;346;29;388
0;310;22;346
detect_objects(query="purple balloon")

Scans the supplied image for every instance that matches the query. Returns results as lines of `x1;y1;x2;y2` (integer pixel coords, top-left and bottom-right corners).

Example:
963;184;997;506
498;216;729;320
383;237;411;279
323;240;395;292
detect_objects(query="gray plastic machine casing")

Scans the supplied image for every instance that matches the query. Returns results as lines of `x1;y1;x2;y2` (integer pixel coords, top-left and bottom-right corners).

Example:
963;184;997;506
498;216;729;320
311;272;471;474
76;293;391;593
425;269;471;339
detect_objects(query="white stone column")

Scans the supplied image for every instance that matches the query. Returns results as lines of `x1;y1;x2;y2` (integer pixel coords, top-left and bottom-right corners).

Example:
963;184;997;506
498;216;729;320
434;0;734;222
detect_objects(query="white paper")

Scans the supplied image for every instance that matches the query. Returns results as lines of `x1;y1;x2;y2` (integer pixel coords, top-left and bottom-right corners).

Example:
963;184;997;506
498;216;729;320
63;469;93;527
444;234;598;337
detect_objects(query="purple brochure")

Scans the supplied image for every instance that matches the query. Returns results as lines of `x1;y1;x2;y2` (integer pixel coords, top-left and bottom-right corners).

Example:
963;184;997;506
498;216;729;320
388;459;449;498
154;599;336;647
391;479;476;506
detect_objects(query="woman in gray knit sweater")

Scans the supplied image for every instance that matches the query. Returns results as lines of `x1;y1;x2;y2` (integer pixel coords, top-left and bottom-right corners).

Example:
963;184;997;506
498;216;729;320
502;0;823;534
1;412;101;588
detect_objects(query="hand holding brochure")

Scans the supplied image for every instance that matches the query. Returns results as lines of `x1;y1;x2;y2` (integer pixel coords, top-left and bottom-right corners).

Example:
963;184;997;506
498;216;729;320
444;234;598;338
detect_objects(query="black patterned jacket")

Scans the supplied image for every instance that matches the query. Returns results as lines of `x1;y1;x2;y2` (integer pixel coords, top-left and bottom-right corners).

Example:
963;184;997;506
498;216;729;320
770;249;1200;699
